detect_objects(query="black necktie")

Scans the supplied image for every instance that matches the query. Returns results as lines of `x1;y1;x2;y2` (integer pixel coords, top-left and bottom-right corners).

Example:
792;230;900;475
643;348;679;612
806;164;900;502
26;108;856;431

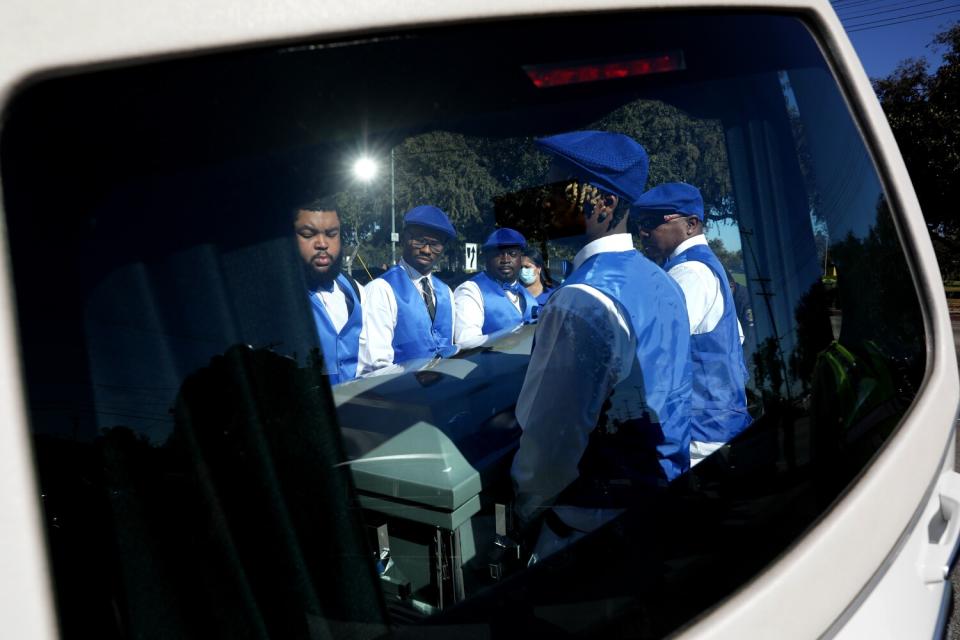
420;277;436;322
317;279;355;317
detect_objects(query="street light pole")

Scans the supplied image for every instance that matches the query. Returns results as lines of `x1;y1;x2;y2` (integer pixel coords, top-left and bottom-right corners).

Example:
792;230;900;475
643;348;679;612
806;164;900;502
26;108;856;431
351;155;380;275
823;228;829;277
391;147;397;265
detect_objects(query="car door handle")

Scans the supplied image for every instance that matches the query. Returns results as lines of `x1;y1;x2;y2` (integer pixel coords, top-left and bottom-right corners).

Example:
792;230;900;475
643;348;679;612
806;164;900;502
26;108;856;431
921;470;960;584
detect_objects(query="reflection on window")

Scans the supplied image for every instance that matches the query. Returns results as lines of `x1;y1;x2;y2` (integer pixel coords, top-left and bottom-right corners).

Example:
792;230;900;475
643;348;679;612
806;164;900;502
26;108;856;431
1;12;927;639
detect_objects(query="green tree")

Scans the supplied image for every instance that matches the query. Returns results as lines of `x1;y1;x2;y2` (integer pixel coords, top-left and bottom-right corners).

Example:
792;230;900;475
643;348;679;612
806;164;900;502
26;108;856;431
592;100;734;221
873;23;960;236
707;237;744;274
341;98;741;270
393;132;504;242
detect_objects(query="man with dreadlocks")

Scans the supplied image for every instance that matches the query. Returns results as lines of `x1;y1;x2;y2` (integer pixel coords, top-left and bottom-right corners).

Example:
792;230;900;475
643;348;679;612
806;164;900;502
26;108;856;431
510;131;693;562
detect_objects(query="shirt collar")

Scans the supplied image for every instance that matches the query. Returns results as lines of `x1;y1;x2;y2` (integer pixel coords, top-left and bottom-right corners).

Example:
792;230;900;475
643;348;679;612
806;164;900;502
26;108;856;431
400;259;432;281
573;233;634;270
669;234;709;259
487;270;518;288
310;275;338;294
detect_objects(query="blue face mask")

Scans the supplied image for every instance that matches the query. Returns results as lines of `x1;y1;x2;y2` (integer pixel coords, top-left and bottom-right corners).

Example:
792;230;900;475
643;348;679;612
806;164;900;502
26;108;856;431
519;267;537;285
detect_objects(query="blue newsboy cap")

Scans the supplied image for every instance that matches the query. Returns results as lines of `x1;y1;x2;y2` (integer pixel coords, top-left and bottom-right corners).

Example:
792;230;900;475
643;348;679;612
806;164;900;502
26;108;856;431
632;182;704;221
535;131;649;203
482;228;527;251
403;205;457;239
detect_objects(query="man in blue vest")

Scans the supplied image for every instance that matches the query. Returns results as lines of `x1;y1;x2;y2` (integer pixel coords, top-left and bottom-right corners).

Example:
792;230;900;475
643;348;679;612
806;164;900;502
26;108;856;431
453;228;538;349
510;131;692;562
294;199;364;385
359;205;458;373
634;182;752;466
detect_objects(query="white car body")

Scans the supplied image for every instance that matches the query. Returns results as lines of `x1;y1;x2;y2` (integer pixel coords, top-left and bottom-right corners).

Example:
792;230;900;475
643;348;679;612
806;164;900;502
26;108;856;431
0;1;956;638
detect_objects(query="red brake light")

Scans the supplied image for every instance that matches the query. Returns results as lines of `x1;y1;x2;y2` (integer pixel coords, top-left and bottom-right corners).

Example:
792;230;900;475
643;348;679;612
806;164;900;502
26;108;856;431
523;51;685;89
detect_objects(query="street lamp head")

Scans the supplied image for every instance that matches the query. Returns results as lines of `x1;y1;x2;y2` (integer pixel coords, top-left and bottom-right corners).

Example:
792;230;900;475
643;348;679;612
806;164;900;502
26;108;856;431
353;156;378;182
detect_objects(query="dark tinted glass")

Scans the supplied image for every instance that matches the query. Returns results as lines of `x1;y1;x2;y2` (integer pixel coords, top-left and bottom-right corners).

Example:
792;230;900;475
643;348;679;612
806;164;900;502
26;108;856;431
0;11;925;638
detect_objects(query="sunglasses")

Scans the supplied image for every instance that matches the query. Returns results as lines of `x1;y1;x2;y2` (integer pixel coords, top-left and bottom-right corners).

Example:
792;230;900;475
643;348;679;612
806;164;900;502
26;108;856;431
635;213;690;231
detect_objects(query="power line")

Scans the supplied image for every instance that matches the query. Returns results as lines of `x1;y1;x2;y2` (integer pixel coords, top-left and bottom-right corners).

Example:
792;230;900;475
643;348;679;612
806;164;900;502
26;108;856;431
836;0;890;11
847;9;958;33
833;0;894;10
839;0;952;21
835;0;953;17
846;6;960;31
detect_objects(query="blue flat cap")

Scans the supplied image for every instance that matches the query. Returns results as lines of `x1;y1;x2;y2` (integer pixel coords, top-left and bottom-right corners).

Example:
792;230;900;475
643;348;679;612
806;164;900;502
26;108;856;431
633;182;704;220
403;205;457;239
535;131;649;203
482;228;527;250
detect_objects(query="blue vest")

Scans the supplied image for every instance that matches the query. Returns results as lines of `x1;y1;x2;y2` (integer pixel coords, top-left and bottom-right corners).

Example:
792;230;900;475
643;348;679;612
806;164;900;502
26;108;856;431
535;287;556;305
560;250;692;497
663;244;752;444
309;274;362;385
472;271;538;333
381;266;457;363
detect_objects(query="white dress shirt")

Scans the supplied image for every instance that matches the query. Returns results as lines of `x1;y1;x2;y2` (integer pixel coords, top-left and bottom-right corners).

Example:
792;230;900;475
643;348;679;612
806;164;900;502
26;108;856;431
667;235;743;343
453;275;523;348
667;235;723;334
512;234;636;543
667;235;744;464
312;276;365;333
358;260;455;374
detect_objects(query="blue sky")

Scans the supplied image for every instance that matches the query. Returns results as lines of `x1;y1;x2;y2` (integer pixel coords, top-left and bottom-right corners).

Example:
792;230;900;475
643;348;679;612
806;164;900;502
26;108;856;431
838;1;959;78
707;5;959;256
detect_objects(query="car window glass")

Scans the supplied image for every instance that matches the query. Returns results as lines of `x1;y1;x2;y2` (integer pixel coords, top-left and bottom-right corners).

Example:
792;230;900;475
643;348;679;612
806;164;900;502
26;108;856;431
0;12;925;637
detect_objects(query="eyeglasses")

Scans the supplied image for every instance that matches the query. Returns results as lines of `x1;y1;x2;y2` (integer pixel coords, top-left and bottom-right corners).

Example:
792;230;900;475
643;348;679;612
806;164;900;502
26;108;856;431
636;213;688;231
407;237;445;253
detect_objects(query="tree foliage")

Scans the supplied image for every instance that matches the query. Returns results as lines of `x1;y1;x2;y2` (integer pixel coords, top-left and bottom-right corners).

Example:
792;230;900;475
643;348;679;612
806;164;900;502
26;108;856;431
873;23;960;235
337;98;737;268
593;101;734;220
707;237;744;274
